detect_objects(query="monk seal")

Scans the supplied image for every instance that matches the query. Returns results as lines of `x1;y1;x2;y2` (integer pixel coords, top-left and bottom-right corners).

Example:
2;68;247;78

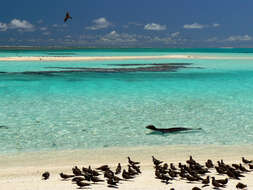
146;125;201;133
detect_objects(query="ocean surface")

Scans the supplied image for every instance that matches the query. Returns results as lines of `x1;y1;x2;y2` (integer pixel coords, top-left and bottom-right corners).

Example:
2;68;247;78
1;48;253;154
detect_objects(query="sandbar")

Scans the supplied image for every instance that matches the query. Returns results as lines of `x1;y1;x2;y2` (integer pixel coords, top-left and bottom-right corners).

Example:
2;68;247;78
1;54;253;61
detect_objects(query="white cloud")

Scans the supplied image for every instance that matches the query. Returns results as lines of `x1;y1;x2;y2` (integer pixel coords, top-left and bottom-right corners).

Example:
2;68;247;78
101;30;137;43
171;32;180;38
86;17;111;30
42;31;51;35
37;19;43;24
0;22;8;31
213;23;220;27
0;19;35;32
183;22;205;29
9;19;34;31
144;23;166;31
207;37;218;42
225;35;252;42
40;27;47;31
184;22;220;29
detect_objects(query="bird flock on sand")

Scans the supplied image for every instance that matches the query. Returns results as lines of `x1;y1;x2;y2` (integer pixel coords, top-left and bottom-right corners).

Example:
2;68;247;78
41;156;253;189
152;156;252;190
42;156;141;189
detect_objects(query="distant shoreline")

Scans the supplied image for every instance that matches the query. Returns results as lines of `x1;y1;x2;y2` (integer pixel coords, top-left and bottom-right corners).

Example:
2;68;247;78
1;54;253;61
0;55;193;61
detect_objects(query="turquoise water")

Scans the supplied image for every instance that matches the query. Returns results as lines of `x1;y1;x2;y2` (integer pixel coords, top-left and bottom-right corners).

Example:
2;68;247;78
1;48;253;154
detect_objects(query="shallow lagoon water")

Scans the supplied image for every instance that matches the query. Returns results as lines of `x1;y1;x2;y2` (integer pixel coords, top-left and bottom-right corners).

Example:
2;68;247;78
1;49;253;154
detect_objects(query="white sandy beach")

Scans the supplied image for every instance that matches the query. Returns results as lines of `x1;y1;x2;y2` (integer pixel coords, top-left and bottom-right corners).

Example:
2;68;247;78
1;54;253;61
1;145;253;190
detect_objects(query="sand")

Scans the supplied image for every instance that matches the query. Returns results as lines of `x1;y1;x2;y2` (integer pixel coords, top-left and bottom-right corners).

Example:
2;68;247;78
1;145;253;190
1;54;253;61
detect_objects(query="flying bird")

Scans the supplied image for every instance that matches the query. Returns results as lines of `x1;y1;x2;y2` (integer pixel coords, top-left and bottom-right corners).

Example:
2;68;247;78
64;12;72;23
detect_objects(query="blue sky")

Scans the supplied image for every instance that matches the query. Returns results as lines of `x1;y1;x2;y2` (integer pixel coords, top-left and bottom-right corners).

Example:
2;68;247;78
1;0;253;47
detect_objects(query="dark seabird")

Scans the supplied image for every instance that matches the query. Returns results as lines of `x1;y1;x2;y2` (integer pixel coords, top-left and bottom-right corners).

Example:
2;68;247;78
127;156;140;165
107;177;118;186
249;164;253;169
215;166;226;175
128;165;138;175
212;177;225;188
239;164;250;172
162;163;168;170
160;174;172;184
112;175;123;182
72;166;82;176
201;176;210;185
59;172;74;180
236;182;247;189
122;169;134;180
205;159;214;168
42;171;50;180
131;164;141;174
232;163;240;170
242;157;252;164
72;176;86;182
186;174;199;182
168;169;177;178
90;176;104;183
104;170;114;179
64;12;72;23
96;165;110;171
115;163;121;175
186;155;196;165
146;125;201;133
170;163;177;170
215;178;228;185
192;187;201;190
152;156;163;166
76;180;91;188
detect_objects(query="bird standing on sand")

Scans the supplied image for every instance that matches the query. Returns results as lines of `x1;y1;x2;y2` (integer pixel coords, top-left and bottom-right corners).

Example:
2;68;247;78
115;163;121;175
128;156;140;165
42;171;50;180
107;177;118;187
236;182;247;189
72;166;82;176
96;165;110;171
192;187;201;190
59;172;74;180
205;159;214;168
152;156;163;166
64;12;72;23
242;157;252;164
212;177;225;188
215;178;228;185
76;180;91;188
122;169;134;180
201;176;210;186
90;175;104;183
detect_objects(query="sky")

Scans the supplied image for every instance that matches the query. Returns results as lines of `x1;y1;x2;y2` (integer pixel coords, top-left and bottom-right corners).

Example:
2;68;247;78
1;0;253;47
